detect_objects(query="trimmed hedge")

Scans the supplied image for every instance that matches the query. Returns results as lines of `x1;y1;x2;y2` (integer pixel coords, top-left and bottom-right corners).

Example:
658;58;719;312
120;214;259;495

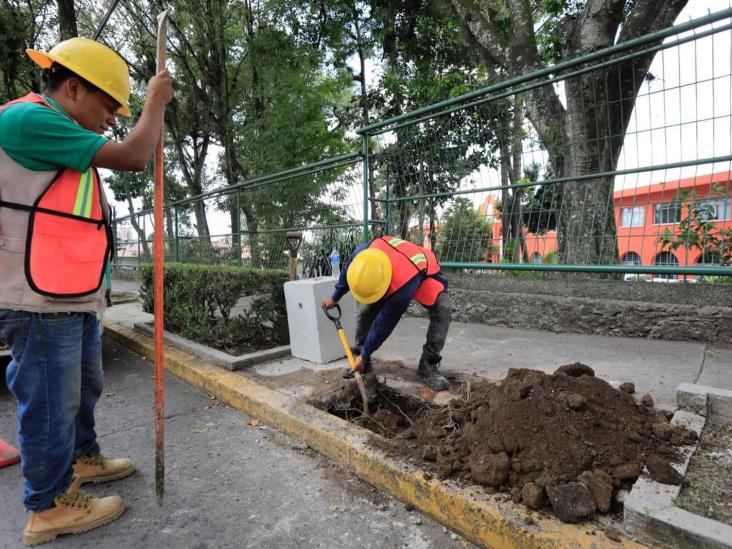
140;263;289;354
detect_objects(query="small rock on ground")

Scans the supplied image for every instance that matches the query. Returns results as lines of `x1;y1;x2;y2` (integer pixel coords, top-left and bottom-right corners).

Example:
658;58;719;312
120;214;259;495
619;382;635;395
546;482;595;523
646;455;683;485
555;362;595;377
605;527;622;542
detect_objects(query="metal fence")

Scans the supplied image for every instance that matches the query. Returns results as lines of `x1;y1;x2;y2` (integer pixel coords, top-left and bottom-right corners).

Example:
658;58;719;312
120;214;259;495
361;8;732;279
112;153;380;274
113;8;732;280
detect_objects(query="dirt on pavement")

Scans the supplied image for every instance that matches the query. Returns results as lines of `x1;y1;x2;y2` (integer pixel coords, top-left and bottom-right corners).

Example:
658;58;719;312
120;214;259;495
327;362;699;524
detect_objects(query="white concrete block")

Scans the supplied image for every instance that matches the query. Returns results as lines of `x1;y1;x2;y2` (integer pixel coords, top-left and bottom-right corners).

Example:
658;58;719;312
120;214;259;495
677;383;732;422
284;277;357;364
677;383;708;416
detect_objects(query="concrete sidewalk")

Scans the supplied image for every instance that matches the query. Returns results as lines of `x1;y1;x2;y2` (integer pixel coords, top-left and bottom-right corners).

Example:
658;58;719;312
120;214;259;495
97;297;732;548
0;339;469;549
104;299;732;411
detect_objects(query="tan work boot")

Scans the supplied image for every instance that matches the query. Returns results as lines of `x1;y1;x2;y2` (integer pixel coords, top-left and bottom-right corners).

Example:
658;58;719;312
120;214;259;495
73;453;135;484
22;477;125;546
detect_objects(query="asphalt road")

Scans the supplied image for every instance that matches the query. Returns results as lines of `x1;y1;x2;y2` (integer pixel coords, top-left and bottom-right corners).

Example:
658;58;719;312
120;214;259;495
0;339;471;549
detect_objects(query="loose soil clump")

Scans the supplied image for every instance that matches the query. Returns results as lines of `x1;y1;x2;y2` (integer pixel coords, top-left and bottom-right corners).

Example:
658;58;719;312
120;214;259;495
342;364;699;523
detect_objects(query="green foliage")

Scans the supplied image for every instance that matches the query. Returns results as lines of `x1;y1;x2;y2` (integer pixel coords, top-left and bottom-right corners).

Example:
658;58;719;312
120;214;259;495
522;164;559;234
139;263;289;354
299;226;364;277
543;250;558;264
174;237;241;265
0;0;48;103
436;198;495;263
657;185;732;267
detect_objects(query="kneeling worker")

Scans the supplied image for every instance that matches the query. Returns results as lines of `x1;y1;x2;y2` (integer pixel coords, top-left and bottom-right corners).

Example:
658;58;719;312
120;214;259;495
323;235;451;391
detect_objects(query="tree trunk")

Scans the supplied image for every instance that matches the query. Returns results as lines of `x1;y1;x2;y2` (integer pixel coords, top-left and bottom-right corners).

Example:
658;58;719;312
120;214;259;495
56;0;78;40
451;0;688;265
164;206;175;259
499;97;527;262
352;10;377;222
556;74;619;265
123;181;151;261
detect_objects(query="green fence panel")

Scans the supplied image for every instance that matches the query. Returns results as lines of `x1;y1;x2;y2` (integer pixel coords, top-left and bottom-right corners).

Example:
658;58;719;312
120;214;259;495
360;8;732;280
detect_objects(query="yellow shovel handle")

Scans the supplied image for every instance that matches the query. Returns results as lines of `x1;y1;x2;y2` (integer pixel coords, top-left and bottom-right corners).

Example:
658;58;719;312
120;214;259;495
337;328;357;371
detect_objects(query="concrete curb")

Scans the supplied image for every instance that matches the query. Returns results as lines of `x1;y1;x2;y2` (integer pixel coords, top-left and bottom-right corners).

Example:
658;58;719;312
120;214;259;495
112;297;140;305
624;410;732;548
105;320;645;549
677;383;732;423
132;321;291;371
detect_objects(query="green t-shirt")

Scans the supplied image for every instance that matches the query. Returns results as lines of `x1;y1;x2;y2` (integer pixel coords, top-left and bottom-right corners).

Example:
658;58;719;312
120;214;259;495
0;95;107;172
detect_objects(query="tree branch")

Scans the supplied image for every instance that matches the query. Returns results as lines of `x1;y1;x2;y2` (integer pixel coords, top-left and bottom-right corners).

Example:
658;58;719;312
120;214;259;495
574;0;625;52
448;0;511;68
505;0;539;68
619;0;689;43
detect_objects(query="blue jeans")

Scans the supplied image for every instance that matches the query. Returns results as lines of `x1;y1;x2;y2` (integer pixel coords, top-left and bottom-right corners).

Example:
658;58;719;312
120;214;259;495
355;291;451;365
0;310;103;511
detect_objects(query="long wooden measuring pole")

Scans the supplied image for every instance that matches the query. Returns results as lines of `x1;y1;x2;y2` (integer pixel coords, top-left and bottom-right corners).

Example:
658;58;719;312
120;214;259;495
154;9;168;503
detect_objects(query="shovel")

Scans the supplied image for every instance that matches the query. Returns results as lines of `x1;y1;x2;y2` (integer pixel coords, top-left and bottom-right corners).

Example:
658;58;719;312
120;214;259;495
322;304;369;416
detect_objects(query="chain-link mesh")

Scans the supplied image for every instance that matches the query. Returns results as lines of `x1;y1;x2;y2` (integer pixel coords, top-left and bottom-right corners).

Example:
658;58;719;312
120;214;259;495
112;10;732;281
363;10;732;279
112;155;368;273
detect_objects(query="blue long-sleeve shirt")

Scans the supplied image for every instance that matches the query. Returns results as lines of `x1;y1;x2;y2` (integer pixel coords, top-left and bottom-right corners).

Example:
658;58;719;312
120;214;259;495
331;244;448;361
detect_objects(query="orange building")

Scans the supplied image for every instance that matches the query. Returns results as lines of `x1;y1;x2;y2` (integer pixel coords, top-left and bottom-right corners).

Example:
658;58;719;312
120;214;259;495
414;171;731;275
480;171;732;273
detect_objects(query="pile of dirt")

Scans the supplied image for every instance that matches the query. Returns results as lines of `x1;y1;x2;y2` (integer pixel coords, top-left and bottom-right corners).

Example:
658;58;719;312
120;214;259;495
367;364;698;523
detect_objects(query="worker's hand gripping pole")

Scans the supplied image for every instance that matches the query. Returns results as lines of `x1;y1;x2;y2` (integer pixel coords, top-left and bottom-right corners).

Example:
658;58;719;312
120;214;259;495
153;9;168;504
322;304;369;416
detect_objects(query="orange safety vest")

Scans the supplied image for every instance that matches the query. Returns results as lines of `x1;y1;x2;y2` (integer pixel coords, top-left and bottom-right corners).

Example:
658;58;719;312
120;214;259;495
0;93;111;298
368;236;445;306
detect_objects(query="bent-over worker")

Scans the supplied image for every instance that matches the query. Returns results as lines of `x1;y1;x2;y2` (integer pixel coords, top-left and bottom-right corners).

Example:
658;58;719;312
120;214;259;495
323;235;451;391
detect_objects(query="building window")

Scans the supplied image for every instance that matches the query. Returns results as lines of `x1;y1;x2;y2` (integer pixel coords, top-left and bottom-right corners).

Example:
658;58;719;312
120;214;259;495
621;251;641;265
653;251;679;280
696;252;722;281
621;206;644;227
697;252;721;266
694;199;730;222
654;202;681;225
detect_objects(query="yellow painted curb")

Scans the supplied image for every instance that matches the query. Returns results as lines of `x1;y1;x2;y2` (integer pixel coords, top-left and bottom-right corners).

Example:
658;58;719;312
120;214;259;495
104;321;645;549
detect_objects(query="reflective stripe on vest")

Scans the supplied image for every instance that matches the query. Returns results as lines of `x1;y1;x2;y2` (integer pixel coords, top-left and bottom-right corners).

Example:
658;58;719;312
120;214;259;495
0;93;111;298
368;236;445;306
74;169;94;218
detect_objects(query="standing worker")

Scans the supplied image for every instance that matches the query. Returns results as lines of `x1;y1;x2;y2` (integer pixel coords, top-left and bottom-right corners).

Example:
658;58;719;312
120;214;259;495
323;235;451;391
0;37;173;545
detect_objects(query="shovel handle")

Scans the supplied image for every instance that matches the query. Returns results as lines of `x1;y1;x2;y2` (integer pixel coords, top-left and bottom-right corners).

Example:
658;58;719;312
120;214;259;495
338;328;357;371
322;304;358;372
322;303;341;322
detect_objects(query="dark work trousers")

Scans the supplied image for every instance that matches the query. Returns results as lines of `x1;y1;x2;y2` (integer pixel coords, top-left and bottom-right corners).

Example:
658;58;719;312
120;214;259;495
355;291;451;365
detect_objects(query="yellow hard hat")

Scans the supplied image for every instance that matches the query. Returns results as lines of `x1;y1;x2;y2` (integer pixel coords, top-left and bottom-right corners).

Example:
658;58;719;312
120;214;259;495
27;37;131;116
347;248;392;304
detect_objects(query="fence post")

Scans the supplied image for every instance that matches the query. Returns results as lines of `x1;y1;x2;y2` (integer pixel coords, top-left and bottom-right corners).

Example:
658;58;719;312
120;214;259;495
111;220;117;267
236;190;242;266
174;205;179;262
385;173;391;236
136;215;140;268
362;135;369;244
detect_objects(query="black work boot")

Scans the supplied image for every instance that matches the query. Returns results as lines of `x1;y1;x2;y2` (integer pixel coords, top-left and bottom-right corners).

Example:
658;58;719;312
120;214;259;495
417;358;449;391
341;360;372;379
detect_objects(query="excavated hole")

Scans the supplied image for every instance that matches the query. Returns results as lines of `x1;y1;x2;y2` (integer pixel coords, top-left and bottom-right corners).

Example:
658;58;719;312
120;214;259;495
310;366;701;525
316;384;438;438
